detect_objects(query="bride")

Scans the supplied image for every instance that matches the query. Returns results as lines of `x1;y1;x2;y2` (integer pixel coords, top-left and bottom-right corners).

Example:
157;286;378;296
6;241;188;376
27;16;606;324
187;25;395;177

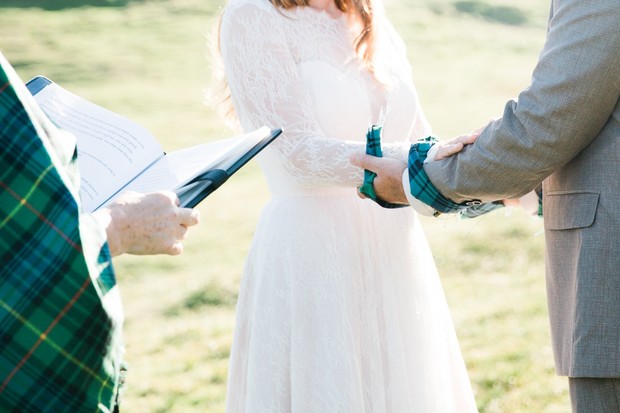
213;0;479;411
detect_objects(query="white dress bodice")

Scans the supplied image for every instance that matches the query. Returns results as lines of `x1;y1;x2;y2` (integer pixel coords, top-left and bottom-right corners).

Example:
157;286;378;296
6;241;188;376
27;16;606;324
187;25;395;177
219;0;431;196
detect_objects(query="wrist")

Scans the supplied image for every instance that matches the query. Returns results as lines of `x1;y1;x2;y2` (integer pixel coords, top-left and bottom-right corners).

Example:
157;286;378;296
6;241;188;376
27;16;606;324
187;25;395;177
407;138;469;215
424;144;439;163
91;206;125;257
383;142;411;163
401;168;437;216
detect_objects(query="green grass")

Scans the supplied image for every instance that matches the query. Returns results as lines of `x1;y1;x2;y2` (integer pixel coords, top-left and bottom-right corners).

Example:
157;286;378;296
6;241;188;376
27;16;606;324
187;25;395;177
0;0;568;411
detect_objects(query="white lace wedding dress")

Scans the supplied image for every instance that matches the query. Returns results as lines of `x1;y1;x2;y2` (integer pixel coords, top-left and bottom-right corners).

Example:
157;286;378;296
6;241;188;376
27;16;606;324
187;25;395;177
218;0;478;411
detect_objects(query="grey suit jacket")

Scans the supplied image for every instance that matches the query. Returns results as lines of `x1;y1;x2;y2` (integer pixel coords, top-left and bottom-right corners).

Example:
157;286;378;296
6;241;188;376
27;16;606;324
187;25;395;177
424;0;620;377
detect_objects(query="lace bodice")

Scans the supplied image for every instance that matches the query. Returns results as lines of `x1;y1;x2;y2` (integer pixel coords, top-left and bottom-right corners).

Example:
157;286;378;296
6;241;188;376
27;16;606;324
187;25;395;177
219;0;431;194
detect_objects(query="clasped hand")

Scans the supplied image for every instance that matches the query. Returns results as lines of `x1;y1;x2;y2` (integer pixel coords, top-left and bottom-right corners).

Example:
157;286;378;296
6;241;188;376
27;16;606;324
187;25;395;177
350;129;481;205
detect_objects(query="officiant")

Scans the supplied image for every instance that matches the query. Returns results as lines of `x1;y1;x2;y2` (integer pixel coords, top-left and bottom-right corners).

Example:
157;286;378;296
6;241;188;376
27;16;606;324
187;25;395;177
0;52;199;413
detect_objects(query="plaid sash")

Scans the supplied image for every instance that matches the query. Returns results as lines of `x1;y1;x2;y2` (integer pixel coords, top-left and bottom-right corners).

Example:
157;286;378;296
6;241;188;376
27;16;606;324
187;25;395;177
358;125;408;209
0;53;122;412
407;137;512;218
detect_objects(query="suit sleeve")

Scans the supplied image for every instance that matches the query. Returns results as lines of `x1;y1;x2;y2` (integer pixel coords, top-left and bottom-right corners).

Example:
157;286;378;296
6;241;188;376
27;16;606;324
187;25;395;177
422;0;620;203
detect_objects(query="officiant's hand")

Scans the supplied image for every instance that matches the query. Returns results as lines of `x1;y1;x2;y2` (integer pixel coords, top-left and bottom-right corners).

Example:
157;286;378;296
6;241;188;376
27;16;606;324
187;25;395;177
92;191;200;257
350;154;408;204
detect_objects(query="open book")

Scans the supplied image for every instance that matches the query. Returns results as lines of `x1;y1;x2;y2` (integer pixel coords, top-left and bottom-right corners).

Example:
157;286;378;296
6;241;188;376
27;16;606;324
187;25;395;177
26;76;281;212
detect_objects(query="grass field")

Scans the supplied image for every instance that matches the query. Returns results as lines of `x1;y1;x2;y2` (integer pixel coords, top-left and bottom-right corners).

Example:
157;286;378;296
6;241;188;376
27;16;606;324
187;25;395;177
0;0;569;411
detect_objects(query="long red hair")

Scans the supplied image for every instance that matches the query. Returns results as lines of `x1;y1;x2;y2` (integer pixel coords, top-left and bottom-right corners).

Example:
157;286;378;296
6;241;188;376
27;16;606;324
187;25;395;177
209;0;378;127
269;0;377;69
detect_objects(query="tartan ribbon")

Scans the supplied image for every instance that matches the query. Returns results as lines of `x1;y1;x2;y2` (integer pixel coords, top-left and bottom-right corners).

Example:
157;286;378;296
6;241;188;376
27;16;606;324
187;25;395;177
406;136;471;214
407;137;539;219
358;125;408;209
357;126;527;219
358;125;382;200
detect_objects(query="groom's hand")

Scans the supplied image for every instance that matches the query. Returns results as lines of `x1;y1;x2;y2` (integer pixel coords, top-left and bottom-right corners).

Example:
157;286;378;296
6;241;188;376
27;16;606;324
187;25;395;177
350;154;409;205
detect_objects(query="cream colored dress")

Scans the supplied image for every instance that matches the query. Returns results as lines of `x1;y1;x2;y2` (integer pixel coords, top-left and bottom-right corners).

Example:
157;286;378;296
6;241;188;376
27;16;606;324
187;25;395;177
219;0;478;411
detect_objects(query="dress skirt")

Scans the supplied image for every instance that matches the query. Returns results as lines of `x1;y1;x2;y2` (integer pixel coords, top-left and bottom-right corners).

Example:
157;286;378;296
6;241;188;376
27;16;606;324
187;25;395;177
225;189;478;413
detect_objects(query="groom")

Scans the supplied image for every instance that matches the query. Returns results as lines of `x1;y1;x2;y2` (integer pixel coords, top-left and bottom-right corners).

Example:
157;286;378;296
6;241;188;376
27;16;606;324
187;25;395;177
351;0;620;412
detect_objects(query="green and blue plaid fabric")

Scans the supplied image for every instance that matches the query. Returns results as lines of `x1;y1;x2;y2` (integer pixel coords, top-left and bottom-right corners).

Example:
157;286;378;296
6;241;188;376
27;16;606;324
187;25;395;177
407;137;506;216
407;138;541;218
0;53;123;412
358;125;383;201
406;136;472;214
358;125;407;209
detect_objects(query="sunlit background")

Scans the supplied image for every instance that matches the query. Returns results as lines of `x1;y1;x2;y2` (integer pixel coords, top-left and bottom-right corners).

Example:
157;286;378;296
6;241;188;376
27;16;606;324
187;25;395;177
1;0;567;411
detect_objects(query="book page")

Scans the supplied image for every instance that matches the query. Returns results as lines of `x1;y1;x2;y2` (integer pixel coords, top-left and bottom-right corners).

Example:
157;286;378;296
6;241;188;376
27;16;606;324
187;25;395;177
117;127;270;196
34;83;164;212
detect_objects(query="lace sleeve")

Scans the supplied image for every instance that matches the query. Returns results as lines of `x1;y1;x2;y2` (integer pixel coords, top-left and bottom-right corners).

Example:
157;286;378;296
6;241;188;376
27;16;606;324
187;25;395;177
219;3;408;187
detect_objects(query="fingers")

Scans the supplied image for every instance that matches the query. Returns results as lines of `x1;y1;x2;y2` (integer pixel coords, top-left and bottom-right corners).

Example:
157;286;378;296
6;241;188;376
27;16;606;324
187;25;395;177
179;208;200;227
448;121;492;148
165;208;199;255
448;131;478;147
168;241;184;256
435;126;483;161
456;133;478;145
148;191;199;227
349;152;365;168
154;190;180;206
350;152;379;173
435;142;464;161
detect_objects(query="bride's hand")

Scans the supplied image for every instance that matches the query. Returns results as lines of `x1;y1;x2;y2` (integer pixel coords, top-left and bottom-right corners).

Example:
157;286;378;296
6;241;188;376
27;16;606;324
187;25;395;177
434;134;477;161
434;119;496;161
